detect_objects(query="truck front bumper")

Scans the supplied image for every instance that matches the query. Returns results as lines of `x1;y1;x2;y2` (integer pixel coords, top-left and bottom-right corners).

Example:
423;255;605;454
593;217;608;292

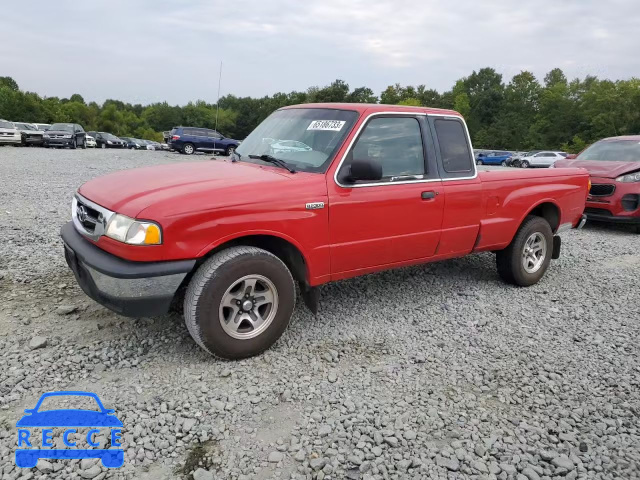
60;222;196;317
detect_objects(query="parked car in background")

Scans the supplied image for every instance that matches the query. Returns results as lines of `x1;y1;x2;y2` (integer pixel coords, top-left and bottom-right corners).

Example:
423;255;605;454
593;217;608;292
149;141;163;150
34;123;51;131
554;136;640;233
0;119;21;146
87;132;126;149
158;142;170;151
85;135;97;148
519;151;567;168
168;127;240;155
137;140;153;150
120;137;144;149
43;123;87;149
476;151;513;166
13;122;45;146
509;151;539;167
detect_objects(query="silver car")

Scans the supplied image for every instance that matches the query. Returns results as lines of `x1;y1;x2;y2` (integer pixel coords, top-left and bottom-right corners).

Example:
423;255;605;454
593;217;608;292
519;151;568;168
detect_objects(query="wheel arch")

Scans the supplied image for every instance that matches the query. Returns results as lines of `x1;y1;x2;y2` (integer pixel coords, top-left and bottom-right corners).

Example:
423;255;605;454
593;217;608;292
524;200;561;233
195;232;310;285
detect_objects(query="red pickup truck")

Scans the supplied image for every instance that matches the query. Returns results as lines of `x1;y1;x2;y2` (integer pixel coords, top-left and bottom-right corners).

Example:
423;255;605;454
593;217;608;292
61;104;589;359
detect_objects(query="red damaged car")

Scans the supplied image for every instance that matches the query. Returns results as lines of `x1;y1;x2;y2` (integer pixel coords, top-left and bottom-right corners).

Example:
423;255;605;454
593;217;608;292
554;136;640;233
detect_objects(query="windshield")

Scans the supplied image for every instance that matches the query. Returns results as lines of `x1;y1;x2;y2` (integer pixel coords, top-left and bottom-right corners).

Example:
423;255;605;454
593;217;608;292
15;123;36;130
577;140;640;163
50;123;74;132
235;108;359;173
101;133;119;141
0;121;15;129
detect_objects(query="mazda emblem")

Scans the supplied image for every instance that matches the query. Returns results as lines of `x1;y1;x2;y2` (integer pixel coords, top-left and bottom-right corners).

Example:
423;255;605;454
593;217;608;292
77;205;88;223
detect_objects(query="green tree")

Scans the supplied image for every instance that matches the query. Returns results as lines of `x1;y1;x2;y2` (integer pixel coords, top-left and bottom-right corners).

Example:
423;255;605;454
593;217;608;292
0;76;19;91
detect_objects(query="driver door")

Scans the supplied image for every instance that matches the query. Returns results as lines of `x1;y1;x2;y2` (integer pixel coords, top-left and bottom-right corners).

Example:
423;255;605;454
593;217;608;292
327;115;444;276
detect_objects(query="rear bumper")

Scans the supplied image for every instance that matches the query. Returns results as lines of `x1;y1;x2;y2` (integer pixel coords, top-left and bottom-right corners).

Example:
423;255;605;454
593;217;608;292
61;222;196;317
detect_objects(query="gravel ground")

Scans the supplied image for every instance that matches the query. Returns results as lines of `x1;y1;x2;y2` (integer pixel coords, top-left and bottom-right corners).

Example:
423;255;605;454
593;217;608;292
0;146;639;480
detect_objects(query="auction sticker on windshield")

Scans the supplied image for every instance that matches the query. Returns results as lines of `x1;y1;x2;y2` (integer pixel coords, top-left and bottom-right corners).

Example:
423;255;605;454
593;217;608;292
307;120;346;131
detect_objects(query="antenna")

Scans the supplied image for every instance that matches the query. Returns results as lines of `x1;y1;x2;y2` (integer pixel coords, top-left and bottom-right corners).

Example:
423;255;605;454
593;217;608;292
215;61;222;132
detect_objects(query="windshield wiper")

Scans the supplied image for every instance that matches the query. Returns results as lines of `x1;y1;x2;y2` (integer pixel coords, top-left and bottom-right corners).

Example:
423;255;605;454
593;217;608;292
248;154;296;173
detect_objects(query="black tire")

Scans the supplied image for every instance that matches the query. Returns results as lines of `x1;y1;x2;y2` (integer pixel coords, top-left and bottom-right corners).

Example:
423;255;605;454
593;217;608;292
183;143;195;155
101;143;106;149
184;246;296;359
71;138;77;150
496;215;553;286
81;137;86;149
476;159;483;165
520;160;529;168
225;145;236;156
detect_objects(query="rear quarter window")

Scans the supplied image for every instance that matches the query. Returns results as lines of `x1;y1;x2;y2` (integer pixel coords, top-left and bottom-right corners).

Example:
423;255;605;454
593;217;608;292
434;118;473;174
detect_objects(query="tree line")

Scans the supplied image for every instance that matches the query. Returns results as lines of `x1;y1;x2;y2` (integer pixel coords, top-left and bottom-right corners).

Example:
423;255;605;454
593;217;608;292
1;68;639;152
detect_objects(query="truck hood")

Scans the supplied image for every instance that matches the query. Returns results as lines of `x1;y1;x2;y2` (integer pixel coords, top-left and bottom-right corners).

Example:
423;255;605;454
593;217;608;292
554;159;640;178
78;159;301;217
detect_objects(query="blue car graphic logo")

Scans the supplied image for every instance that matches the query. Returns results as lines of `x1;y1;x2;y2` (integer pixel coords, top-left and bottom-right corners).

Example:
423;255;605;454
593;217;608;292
15;391;124;468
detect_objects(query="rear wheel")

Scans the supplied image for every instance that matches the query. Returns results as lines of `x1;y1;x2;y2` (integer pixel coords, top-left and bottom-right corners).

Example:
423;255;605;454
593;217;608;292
520;160;529;168
501;160;507;167
81;137;86;149
184;246;296;359
183;143;195;155
225;146;236;156
476;159;484;165
71;138;77;150
496;215;553;286
101;143;106;149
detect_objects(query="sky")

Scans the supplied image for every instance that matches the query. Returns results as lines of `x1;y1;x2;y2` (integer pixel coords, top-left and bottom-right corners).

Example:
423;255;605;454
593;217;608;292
2;0;639;106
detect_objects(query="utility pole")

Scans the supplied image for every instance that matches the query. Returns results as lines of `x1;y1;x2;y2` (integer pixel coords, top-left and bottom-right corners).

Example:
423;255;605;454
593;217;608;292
215;61;222;133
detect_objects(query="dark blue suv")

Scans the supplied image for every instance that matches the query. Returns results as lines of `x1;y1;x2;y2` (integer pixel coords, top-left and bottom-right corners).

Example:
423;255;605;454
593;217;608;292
169;127;240;155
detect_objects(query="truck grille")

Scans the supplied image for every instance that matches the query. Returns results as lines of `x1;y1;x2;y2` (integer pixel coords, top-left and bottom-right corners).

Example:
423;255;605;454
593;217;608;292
72;194;114;241
589;184;615;197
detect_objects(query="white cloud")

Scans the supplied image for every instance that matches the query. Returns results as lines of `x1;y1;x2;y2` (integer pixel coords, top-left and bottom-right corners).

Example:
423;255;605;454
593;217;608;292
0;0;638;104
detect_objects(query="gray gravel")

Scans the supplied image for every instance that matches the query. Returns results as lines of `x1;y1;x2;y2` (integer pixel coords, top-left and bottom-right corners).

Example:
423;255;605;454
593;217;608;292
1;146;639;479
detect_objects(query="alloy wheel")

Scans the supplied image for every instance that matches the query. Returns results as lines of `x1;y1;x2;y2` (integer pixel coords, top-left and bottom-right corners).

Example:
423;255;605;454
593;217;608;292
218;275;279;340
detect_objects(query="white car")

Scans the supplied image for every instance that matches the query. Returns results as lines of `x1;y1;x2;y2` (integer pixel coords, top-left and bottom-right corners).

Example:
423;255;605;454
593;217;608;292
0;119;22;146
85;135;97;148
519;151;568;168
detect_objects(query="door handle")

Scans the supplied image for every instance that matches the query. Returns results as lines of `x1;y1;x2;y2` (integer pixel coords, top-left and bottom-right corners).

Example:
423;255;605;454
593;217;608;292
421;191;437;200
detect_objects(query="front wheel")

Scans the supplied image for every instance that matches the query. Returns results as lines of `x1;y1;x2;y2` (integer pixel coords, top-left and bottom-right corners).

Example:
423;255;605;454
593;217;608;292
476;159;484;165
501;160;507;167
184;246;296;359
81;138;86;149
71;138;77;150
225;146;236;156
520;160;529;168
496;215;553;286
101;143;106;149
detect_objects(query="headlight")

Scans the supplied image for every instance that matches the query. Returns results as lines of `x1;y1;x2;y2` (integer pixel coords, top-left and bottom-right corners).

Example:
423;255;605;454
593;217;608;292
616;172;640;183
44;134;50;138
63;134;72;139
107;140;113;144
105;214;162;245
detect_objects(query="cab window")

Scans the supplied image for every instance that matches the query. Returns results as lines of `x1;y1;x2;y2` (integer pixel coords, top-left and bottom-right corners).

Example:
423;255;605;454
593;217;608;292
344;117;425;183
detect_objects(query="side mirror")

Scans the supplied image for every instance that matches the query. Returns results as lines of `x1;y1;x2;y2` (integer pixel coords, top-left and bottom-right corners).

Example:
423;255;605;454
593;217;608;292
565;154;577;159
347;158;383;182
